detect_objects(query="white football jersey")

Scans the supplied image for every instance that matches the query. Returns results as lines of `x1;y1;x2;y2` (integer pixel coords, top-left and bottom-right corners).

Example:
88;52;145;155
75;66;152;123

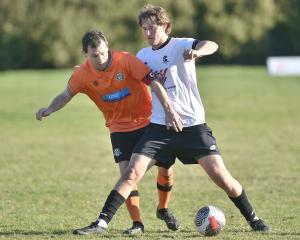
137;37;205;127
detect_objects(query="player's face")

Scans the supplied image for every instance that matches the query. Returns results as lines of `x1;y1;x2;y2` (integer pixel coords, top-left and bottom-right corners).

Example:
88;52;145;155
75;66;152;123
86;41;109;70
141;18;168;49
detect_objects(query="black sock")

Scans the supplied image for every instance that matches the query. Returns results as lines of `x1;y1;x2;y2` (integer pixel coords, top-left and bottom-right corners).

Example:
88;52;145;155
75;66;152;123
98;190;125;224
133;221;144;226
229;189;256;221
128;190;139;197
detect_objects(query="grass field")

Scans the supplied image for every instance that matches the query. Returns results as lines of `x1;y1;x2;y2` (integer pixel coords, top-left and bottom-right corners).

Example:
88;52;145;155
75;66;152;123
0;66;299;240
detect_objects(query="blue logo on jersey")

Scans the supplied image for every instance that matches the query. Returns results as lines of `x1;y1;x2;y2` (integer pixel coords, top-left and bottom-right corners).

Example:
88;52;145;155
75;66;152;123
102;87;131;102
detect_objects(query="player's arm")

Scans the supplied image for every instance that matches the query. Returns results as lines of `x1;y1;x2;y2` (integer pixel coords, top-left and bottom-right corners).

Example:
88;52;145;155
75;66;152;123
183;40;218;60
134;53;182;131
36;87;74;121
148;76;183;132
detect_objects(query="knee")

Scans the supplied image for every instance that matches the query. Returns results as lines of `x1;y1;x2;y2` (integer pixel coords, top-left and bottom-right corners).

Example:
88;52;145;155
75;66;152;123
206;157;227;178
209;164;231;187
212;165;224;178
158;167;174;185
158;166;173;179
123;167;140;184
157;169;173;192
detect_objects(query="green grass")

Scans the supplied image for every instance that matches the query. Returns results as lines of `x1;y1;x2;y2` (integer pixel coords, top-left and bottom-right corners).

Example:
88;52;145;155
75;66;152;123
0;66;299;239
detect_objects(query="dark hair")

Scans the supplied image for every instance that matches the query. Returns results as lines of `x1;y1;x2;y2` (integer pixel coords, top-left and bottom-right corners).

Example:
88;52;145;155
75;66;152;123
137;4;172;34
82;30;108;53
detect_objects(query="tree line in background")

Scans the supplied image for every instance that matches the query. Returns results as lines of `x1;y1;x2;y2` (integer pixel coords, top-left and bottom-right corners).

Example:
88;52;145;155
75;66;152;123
0;0;299;69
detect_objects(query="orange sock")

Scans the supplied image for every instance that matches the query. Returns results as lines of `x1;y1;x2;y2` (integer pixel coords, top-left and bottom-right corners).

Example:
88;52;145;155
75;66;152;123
157;167;174;209
125;190;142;223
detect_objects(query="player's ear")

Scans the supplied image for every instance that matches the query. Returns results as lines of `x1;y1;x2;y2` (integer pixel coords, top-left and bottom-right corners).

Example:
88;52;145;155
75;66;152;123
82;49;88;56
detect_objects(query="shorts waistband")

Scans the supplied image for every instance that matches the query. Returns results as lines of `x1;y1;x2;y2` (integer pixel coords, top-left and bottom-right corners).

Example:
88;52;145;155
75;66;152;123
149;123;207;131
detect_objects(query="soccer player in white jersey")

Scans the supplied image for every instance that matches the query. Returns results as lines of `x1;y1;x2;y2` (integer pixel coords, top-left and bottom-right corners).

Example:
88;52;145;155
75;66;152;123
73;4;270;235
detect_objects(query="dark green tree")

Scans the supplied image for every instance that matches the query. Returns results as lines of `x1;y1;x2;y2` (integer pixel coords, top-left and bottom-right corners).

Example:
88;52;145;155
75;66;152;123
0;0;299;68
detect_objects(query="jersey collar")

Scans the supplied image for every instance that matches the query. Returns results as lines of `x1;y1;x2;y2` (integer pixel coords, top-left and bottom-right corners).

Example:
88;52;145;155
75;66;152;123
152;37;171;51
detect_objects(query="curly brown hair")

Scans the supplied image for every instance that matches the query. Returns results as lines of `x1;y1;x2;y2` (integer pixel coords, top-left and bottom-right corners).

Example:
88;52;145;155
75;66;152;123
137;4;172;34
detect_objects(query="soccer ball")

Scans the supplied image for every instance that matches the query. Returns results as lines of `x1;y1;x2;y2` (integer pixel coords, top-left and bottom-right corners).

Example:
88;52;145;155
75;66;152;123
194;205;225;236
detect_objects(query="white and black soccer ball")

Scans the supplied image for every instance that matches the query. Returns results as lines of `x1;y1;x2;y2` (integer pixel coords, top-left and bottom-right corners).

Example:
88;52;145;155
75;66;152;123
194;205;225;236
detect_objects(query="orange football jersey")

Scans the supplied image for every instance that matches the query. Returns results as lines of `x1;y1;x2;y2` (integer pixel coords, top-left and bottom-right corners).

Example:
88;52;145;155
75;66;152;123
68;51;152;132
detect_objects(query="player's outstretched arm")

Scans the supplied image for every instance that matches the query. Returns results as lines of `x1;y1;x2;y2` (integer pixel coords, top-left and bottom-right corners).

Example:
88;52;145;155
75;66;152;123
183;40;218;60
149;80;183;132
36;88;73;121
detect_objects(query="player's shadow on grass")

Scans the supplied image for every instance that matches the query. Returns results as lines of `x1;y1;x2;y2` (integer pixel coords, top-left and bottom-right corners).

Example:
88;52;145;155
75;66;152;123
0;229;70;236
226;229;300;237
271;232;300;237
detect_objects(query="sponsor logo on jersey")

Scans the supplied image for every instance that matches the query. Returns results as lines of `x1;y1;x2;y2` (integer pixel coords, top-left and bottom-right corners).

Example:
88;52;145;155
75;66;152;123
153;68;168;85
116;72;124;81
113;148;122;157
102;87;131;102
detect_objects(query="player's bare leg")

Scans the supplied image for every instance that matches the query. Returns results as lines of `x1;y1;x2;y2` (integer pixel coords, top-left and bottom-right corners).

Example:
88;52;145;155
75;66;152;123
156;166;180;230
116;154;155;195
197;155;241;197
118;161;144;235
74;155;154;235
197;155;270;232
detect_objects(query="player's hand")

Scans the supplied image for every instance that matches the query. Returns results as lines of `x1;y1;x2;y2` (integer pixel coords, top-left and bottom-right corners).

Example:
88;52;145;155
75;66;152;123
183;49;201;61
165;109;183;132
36;108;51;121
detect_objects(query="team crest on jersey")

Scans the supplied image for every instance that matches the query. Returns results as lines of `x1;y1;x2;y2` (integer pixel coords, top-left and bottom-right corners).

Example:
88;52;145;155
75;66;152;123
163;55;169;63
116;72;124;81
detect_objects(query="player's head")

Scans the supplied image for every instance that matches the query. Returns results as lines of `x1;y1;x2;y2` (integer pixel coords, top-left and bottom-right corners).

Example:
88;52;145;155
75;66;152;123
82;30;108;53
82;30;110;70
138;4;172;48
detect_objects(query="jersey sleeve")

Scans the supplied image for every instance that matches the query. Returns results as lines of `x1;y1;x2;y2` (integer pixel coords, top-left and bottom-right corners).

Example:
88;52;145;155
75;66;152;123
181;37;196;50
136;49;144;62
192;39;200;49
67;69;84;95
126;53;150;84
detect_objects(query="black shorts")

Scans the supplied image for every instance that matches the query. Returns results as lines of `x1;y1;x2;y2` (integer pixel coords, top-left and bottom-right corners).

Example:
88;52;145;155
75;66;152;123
133;123;221;169
110;126;148;163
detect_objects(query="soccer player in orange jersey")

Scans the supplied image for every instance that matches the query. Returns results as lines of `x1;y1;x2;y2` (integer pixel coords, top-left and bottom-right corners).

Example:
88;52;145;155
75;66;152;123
36;30;182;235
